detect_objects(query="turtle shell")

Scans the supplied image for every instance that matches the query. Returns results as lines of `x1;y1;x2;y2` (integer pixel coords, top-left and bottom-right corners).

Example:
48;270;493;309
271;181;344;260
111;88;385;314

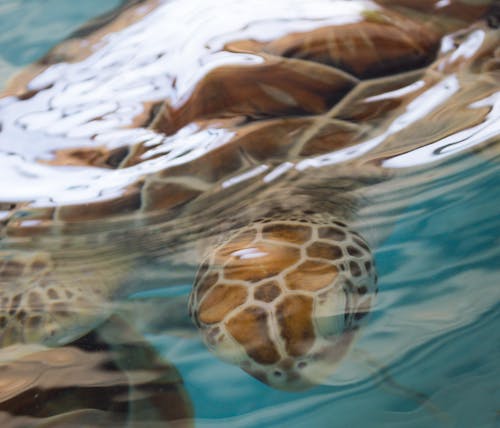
0;0;498;361
0;317;193;426
0;1;495;236
0;0;496;242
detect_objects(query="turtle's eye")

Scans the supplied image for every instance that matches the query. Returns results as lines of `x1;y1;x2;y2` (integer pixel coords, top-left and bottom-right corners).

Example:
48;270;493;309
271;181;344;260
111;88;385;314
188;217;377;390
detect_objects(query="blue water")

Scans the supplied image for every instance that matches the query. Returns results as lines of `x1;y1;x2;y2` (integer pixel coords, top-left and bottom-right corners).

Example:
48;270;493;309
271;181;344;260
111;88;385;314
0;2;499;427
0;0;120;86
153;155;500;427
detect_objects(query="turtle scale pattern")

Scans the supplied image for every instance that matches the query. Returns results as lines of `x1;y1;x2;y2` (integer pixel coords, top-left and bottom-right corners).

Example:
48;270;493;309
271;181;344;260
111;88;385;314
0;0;498;391
189;215;376;389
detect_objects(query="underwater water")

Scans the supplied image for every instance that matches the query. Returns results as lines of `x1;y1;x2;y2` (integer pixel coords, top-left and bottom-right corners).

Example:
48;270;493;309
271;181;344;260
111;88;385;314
0;1;499;427
0;0;121;87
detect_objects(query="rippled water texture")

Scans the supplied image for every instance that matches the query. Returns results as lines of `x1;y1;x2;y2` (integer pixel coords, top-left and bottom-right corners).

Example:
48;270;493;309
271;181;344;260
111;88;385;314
0;0;499;427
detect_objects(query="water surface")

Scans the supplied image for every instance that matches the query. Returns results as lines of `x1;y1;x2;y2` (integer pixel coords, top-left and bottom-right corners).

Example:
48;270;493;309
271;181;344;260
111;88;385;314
0;1;499;427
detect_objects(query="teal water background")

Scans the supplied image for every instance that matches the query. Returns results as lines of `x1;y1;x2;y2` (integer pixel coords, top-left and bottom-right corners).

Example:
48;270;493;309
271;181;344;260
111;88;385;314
0;0;120;86
154;154;500;427
0;2;499;427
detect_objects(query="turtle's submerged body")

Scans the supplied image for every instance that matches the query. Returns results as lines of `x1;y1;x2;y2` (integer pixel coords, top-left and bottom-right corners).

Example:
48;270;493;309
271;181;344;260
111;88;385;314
0;0;498;399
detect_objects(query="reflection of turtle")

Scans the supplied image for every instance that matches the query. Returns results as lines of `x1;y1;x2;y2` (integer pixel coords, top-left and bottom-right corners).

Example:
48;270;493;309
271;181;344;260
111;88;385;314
0;317;193;426
0;0;498;398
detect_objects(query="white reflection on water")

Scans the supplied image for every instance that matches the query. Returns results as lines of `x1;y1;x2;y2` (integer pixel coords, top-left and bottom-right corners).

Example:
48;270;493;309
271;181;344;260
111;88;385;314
0;0;378;205
0;0;496;205
0;122;236;204
296;76;462;170
151;148;500;427
384;91;500;168
221;165;270;188
439;29;485;69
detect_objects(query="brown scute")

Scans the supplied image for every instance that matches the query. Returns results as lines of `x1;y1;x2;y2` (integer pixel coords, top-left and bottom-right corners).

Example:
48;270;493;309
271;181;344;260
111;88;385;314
223;228;258;254
236;117;313;161
222;241;300;283
226;305;280;365
276;294;315;357
254;281;282;303
262;223;312;245
195;272;219;302
343;94;402;122
264;9;441;78
161;56;356;134
105;146;130;168
374;0;491;23
299;121;363;156
333;70;424;122
225;39;266;53
198;284;248;325
306;242;342;260
233;113;366;161
120;137;162;167
318;226;346;241
285;260;338;292
143;181;201;211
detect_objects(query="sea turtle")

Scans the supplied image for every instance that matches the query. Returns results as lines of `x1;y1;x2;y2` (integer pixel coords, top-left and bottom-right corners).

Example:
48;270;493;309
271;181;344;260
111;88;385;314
0;0;498;396
0;316;194;426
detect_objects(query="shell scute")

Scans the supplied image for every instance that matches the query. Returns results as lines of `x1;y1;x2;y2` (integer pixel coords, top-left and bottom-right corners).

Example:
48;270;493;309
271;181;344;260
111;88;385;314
285;260;338;292
154;57;357;135
226;305;281;365
254;281;282;303
261;223;312;244
276;294;315;357
306;242;343;260
222;242;301;283
198;284;248;325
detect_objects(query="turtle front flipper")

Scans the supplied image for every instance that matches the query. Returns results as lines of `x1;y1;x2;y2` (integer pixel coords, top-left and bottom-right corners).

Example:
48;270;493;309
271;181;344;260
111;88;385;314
0;250;125;348
189;214;377;391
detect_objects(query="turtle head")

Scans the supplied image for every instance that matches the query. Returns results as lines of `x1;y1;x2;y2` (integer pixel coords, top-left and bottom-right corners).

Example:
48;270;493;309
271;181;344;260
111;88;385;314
188;217;377;391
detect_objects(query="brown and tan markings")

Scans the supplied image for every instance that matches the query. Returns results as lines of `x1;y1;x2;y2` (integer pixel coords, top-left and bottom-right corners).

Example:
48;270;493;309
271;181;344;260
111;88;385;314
190;218;377;389
0;0;498;394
